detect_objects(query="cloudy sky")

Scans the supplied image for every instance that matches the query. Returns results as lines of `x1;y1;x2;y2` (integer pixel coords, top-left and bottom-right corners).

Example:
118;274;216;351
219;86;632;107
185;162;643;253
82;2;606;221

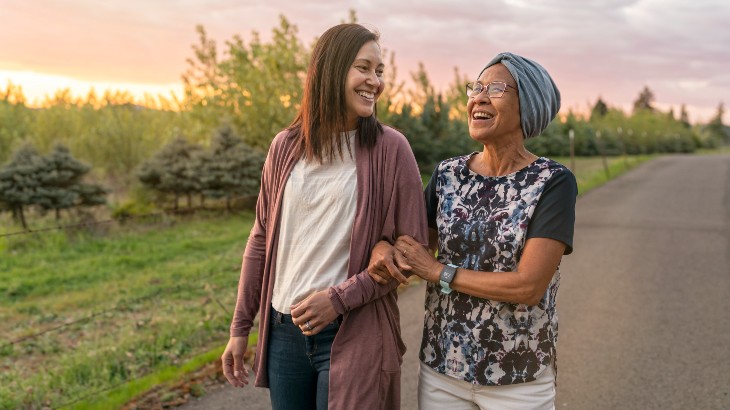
1;0;728;123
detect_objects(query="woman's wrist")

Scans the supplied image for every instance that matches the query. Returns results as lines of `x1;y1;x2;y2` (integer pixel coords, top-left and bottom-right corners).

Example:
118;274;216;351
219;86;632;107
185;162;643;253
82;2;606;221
429;261;444;283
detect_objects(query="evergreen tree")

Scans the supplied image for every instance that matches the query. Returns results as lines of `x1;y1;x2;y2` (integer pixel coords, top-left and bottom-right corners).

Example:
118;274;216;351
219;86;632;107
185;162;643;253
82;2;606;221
138;136;202;210
0;144;46;230
196;125;265;211
36;144;89;220
633;86;656;113
706;102;727;145
390;104;431;170
72;183;108;208
590;97;609;120
680;104;691;128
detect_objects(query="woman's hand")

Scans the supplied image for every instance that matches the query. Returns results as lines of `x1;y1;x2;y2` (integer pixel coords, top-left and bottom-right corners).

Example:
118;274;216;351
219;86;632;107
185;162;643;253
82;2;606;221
221;336;250;388
394;235;442;283
367;240;411;285
290;290;339;335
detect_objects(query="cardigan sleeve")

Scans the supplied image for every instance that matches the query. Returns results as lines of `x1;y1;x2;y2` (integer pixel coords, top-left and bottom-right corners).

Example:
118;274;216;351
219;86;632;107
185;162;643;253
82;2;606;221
229;132;284;337
328;130;429;314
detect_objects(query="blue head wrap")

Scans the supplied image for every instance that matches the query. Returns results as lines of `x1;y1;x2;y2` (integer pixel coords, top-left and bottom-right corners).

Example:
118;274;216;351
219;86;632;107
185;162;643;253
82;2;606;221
479;52;560;139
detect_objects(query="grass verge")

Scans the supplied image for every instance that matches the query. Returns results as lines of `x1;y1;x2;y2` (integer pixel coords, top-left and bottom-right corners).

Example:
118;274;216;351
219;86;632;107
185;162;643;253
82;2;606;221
67;333;258;410
555;154;655;194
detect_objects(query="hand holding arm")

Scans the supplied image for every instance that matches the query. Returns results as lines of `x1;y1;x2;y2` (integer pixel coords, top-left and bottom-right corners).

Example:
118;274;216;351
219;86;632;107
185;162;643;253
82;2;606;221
393;235;442;282
367;240;412;285
400;236;566;306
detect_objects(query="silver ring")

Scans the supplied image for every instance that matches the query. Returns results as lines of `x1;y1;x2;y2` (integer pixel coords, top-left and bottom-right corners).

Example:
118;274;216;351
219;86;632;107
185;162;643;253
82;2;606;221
305;321;312;331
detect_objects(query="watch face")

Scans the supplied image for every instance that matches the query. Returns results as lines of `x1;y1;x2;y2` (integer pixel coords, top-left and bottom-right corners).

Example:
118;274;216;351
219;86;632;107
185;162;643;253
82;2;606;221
441;264;457;283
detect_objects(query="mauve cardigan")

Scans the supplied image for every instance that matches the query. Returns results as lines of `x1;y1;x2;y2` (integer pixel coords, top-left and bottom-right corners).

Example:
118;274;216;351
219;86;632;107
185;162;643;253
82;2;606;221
230;125;428;409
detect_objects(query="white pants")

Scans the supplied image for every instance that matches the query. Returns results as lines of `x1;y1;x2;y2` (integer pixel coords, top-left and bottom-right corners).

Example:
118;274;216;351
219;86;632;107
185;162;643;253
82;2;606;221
418;362;556;410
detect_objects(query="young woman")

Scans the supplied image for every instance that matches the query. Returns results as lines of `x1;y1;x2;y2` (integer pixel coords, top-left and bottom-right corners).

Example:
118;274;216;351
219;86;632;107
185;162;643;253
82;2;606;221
220;23;427;410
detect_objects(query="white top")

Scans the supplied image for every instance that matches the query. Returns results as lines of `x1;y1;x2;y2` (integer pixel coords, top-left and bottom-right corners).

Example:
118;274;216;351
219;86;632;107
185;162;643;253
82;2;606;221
271;132;357;313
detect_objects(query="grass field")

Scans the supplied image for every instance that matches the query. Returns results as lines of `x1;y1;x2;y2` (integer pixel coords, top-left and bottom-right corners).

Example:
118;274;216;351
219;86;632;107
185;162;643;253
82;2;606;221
0;212;255;409
0;154;653;409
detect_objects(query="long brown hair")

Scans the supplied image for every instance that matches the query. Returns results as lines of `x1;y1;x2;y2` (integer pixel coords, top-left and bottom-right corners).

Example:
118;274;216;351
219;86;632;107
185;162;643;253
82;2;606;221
290;23;384;163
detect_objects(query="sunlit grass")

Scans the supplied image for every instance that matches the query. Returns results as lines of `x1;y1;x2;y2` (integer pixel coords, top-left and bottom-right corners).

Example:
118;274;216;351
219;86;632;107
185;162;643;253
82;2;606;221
551;154;654;194
0;212;255;409
68;333;259;410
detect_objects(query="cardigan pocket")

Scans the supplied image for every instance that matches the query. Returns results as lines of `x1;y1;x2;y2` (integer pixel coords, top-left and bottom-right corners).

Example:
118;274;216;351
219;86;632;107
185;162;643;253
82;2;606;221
377;368;401;410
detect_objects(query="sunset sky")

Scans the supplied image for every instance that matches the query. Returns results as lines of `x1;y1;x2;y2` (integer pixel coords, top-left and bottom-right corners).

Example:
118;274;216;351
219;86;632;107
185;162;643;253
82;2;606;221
1;0;728;123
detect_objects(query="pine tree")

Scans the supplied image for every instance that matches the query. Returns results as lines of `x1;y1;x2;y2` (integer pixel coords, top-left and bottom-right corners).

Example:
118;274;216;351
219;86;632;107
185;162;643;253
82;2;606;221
72;183;108;208
679;104;691;128
196;125;264;211
36;144;89;220
706;102;727;145
633;86;656;113
590;98;609;120
0;144;46;230
138;136;202;210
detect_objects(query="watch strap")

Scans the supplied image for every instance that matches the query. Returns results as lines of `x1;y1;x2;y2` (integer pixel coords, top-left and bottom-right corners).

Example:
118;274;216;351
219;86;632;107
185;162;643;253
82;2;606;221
439;263;458;294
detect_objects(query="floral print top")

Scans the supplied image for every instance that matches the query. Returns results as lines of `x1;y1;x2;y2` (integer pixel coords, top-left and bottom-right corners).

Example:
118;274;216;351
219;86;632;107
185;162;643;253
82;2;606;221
420;153;577;385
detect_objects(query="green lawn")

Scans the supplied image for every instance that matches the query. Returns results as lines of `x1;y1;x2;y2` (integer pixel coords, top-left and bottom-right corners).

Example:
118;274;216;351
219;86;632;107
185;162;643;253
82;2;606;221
0;154;653;409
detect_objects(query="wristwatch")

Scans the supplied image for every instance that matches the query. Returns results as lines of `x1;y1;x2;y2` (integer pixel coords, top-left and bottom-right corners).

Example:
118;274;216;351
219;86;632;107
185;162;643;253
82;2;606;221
439;264;458;294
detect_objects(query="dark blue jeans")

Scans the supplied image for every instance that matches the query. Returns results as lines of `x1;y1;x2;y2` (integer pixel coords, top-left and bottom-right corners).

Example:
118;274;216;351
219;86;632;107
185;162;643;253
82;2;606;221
267;306;341;410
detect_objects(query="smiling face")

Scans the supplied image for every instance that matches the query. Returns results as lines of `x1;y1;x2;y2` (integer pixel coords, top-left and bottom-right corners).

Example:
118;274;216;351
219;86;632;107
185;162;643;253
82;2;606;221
344;40;384;129
467;63;522;145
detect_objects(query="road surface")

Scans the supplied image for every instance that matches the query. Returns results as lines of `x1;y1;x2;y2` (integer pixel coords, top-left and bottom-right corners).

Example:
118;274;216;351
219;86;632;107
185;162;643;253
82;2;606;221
556;154;730;409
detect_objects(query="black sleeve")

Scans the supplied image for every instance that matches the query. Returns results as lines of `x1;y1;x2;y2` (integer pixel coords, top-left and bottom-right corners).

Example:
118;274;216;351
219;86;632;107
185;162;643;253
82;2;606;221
424;166;439;230
526;169;578;254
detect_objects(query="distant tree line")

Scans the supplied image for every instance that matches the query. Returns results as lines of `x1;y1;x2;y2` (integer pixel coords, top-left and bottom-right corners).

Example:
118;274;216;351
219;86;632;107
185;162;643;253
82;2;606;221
525;87;727;158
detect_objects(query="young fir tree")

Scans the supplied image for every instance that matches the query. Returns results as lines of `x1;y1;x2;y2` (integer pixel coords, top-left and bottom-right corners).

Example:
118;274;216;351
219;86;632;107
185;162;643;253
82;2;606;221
0;144;47;230
36;144;89;220
138;136;202;210
196;125;264;211
72;183;108;208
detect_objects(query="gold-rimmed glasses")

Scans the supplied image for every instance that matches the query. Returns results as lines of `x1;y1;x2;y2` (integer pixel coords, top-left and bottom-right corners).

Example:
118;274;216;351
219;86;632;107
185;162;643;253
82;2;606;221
465;81;517;98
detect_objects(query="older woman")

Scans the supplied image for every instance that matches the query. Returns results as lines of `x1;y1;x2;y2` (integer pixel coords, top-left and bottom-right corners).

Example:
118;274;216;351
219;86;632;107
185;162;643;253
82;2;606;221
369;52;577;409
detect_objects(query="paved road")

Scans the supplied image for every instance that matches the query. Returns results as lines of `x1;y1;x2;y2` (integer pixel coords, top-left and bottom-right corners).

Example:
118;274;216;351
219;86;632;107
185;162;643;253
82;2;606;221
182;153;730;409
556;154;730;409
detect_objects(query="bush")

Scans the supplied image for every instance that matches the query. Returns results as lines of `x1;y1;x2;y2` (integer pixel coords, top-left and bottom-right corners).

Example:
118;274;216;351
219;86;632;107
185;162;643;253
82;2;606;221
110;200;158;222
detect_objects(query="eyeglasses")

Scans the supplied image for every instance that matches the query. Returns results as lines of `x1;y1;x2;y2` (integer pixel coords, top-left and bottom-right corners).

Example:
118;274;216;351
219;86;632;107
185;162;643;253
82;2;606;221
465;81;517;98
